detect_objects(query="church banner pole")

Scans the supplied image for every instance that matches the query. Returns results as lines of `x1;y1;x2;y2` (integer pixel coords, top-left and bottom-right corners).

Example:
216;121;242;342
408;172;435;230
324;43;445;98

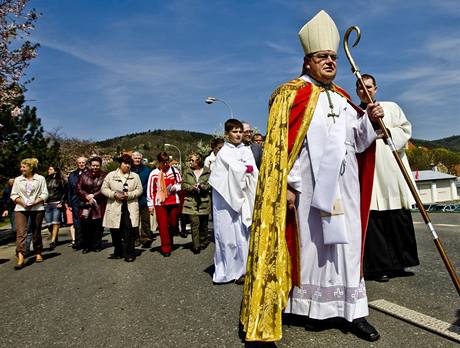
343;26;460;296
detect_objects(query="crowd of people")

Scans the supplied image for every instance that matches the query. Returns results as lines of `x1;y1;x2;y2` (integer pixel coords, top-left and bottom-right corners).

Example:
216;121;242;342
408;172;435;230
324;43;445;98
1;119;264;268
1;9;424;345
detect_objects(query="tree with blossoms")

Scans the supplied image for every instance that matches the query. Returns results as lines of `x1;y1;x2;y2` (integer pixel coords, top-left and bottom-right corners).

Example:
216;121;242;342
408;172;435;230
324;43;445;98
0;0;39;108
0;1;60;181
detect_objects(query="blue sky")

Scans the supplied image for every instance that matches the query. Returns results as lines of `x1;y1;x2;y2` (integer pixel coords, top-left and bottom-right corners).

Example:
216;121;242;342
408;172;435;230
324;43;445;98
25;0;460;141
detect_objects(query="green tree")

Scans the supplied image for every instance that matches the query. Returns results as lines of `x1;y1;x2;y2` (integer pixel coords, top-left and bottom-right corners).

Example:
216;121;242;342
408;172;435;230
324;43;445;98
431;148;460;173
0;103;60;181
406;147;431;170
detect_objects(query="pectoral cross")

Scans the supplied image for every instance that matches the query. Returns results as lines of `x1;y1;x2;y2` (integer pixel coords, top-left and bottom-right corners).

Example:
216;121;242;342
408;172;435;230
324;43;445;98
327;110;339;123
324;88;339;123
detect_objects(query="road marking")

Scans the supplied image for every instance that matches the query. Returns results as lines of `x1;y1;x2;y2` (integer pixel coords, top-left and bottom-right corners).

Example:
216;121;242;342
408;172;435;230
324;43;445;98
413;222;459;227
369;299;460;343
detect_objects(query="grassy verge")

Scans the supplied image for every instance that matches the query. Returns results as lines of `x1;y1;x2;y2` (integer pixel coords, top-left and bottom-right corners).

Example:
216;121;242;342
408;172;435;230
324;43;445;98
0;219;11;229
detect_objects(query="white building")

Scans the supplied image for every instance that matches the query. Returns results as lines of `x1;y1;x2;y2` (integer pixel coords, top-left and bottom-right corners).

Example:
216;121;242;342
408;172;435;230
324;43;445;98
413;170;459;204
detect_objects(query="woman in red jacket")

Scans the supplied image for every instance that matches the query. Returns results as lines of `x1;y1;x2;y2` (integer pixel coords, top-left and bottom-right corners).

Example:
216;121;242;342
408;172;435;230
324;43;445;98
147;152;182;257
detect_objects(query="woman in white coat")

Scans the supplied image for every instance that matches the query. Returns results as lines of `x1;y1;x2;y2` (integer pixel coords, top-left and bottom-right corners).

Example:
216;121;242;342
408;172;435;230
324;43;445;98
102;154;142;262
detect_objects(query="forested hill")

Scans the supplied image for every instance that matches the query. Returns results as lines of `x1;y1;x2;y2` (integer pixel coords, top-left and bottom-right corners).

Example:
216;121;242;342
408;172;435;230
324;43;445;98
95;129;215;162
411;135;460;152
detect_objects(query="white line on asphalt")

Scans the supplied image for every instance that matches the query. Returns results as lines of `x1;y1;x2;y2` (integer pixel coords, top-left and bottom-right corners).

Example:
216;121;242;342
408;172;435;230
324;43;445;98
413;222;459;227
369;299;460;343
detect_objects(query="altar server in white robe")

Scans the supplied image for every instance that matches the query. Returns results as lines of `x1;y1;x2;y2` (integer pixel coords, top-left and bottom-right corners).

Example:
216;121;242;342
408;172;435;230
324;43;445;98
356;74;419;282
241;10;384;343
209;119;258;284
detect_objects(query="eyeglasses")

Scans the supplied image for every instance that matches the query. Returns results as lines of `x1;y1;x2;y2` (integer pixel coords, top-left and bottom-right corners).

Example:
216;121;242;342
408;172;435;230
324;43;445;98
311;53;338;62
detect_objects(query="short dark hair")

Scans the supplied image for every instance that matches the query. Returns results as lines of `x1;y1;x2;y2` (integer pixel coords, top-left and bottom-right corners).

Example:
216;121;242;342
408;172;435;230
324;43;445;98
211;137;224;148
356;73;376;89
252;133;263;141
118;154;133;165
157;151;169;163
301;55;310;76
224;118;243;133
49;165;61;173
90;156;102;165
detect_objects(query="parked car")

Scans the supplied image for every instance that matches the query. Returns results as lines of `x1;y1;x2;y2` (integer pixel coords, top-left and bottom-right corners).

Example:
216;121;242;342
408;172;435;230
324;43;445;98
428;204;445;212
442;204;460;212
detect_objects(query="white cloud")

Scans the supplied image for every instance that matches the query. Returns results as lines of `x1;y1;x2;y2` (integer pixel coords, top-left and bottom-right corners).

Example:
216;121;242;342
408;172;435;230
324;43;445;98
264;41;297;55
427;0;460;16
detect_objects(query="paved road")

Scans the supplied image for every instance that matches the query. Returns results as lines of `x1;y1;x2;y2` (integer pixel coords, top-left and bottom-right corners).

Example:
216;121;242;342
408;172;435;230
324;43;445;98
0;213;458;347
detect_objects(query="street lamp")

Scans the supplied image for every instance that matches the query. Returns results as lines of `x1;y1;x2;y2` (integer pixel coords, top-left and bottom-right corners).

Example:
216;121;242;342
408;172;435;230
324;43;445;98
205;96;234;118
164;143;182;172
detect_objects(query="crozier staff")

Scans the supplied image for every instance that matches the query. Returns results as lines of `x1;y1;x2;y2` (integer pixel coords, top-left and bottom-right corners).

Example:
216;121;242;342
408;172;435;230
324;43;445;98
344;25;460;295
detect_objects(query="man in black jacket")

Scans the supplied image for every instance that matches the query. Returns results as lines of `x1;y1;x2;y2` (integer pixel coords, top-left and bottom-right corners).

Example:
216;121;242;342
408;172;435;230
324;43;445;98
242;121;262;169
132;151;153;248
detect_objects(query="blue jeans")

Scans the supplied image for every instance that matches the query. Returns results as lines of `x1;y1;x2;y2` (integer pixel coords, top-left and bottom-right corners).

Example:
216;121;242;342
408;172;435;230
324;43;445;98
45;202;62;225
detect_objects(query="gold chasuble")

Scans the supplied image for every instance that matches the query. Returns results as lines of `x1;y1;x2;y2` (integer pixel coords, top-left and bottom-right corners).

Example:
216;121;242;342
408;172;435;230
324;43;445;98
240;78;362;342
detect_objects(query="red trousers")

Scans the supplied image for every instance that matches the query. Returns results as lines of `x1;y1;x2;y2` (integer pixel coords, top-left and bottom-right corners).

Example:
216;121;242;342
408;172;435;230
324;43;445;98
155;204;179;253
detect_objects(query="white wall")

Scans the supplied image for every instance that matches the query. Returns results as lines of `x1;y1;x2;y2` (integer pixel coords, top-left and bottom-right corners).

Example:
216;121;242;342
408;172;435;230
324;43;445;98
416;179;458;204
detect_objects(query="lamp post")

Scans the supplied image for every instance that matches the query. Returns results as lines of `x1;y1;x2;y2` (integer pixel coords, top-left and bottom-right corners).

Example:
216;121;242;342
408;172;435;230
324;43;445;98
205;96;234;118
164;143;182;172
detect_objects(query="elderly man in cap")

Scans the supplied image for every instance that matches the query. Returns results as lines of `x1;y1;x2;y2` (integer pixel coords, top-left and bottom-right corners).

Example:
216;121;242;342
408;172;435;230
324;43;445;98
241;10;383;342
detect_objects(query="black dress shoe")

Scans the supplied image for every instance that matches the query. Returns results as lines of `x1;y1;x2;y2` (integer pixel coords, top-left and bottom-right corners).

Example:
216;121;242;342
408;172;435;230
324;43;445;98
82;249;90;254
179;232;187;238
192;248;200;255
108;254;123;259
391;269;415;278
141;240;153;248
304;318;337;332
375;274;389;282
234;275;245;285
124;256;136;262
160;251;171;257
49;242;56;251
349;317;380;342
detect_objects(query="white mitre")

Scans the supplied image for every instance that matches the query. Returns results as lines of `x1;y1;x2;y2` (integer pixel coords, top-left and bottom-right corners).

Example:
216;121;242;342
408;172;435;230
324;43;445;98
298;10;340;55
